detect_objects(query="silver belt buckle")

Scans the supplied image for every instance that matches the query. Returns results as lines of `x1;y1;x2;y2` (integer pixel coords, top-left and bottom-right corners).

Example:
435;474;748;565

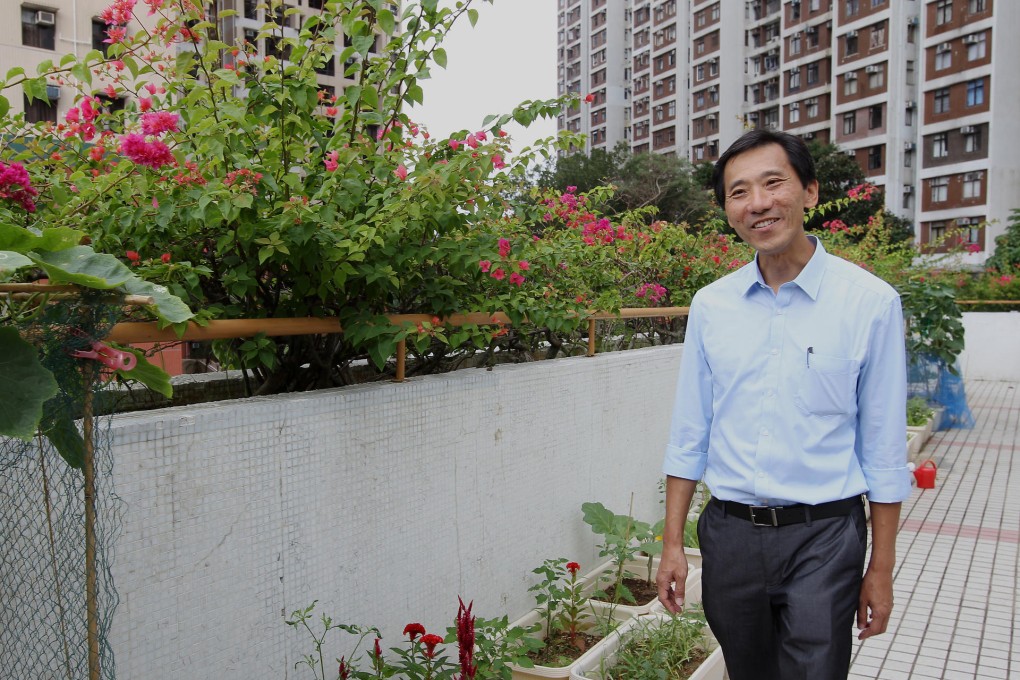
749;505;780;527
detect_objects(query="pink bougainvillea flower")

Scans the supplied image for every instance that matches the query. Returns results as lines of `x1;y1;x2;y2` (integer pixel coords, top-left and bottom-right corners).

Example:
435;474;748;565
420;633;443;659
324;150;339;172
491;268;506;281
325;106;338;116
0;161;39;212
138;97;153;112
509;272;525;287
403;622;426;640
475;130;488;142
466;133;479;149
89;146;105;162
160;252;171;263
966;243;981;253
498;129;508;137
141;110;179;135
449;139;461;151
491;153;505;170
152;197;159;208
144;82;158;95
517;260;530;271
101;0;136;26
103;84;118;99
118;133;175;169
394;164;408;180
566;561;581;575
498;238;511;258
479;260;492;273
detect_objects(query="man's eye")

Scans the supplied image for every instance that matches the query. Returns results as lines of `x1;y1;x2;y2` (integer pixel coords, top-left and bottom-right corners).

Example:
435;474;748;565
728;190;746;199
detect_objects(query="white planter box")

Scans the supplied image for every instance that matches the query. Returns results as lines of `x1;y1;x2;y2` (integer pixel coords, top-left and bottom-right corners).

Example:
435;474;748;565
507;600;637;680
578;549;704;616
568;612;726;680
906;430;923;461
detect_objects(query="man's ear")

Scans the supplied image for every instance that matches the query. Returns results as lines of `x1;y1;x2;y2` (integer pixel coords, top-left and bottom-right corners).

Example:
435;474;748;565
805;179;820;209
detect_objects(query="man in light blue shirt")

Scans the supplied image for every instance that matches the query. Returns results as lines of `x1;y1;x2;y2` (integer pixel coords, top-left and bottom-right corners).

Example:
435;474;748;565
655;130;912;680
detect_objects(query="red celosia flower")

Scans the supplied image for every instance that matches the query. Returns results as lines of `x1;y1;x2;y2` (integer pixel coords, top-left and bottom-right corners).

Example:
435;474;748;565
125;250;140;264
566;561;581;575
420;633;443;659
338;656;349;680
374;638;383;660
455;597;477;680
403;622;426;640
584;93;595;103
161;253;171;263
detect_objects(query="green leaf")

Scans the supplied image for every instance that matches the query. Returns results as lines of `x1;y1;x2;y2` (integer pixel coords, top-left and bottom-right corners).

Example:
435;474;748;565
29;246;133;289
346;85;362;107
120;277;195;324
116;349;173;398
0;224;84;253
0;96;8;119
367;337;396;371
0;251;34;272
40;409;86;469
0;327;59;441
377;9;396;34
468;8;479;26
434;47;448;69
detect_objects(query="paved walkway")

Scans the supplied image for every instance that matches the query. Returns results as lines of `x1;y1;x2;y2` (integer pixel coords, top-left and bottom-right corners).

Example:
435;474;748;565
849;380;1019;679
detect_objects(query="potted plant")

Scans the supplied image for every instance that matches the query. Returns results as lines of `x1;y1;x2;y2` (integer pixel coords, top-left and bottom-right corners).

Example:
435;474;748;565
906;396;935;451
507;559;633;680
568;608;724;680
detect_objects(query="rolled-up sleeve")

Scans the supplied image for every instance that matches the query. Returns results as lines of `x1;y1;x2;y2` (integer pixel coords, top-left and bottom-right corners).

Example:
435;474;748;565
856;295;913;503
663;297;713;481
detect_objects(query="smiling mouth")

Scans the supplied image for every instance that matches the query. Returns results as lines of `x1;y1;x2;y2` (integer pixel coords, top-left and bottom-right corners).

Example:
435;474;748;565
751;218;780;230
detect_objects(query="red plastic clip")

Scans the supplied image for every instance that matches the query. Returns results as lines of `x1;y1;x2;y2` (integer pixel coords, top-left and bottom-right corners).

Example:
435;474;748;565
71;340;138;371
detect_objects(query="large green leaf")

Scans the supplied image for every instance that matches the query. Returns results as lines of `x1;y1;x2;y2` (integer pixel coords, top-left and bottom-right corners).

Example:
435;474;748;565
117;348;173;398
0;223;84;253
30;246;133;289
0;251;33;272
120;277;195;324
0;327;59;441
40;408;86;469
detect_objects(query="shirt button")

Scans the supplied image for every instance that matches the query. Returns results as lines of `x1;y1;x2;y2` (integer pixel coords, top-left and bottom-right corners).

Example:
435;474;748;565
770;348;779;356
761;429;769;436
766;390;774;397
758;472;766;479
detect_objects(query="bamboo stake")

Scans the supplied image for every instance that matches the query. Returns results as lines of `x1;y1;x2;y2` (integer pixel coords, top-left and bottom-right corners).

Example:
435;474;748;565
81;362;101;680
587;319;596;357
395;339;406;383
7;293;155;305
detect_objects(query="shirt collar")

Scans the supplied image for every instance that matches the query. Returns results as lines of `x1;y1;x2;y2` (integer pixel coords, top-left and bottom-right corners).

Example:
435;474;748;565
741;235;827;300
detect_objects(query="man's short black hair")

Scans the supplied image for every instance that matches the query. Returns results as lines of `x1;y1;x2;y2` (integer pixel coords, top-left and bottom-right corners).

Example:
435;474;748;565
712;130;817;208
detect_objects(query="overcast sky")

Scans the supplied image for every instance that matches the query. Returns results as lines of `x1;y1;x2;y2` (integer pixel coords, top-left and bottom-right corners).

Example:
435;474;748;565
410;0;559;157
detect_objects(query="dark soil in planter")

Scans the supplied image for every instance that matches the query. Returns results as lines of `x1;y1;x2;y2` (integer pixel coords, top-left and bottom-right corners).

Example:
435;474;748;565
672;649;710;680
595;577;659;606
529;631;604;667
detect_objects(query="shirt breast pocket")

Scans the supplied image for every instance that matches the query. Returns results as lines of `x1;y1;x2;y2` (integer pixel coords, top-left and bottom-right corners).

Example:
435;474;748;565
795;352;859;417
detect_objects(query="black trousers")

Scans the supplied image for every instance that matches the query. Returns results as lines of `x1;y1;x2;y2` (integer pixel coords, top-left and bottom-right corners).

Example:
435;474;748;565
698;498;868;680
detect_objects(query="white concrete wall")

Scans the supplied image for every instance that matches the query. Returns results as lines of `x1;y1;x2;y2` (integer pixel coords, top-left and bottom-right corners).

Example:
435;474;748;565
959;311;1020;381
106;345;683;680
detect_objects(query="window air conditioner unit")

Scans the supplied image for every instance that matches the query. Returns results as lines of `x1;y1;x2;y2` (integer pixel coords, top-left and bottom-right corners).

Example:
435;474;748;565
937;42;952;53
904;142;915;151
846;30;858;38
905;100;916;109
806;25;817;34
45;84;60;100
845;71;857;79
903;186;914;194
35;10;56;26
957;217;973;225
865;65;881;74
964;172;982;181
845;149;856;156
963;34;981;44
907;17;919;27
804;132;815;139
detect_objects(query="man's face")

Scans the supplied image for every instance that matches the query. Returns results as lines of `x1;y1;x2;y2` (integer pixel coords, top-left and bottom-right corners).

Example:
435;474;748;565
721;143;819;258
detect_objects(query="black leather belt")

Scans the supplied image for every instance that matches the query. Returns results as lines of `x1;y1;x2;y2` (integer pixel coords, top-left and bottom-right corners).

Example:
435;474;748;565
712;495;863;527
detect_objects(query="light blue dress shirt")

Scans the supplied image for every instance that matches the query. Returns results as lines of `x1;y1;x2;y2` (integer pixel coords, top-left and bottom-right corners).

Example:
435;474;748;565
663;237;912;505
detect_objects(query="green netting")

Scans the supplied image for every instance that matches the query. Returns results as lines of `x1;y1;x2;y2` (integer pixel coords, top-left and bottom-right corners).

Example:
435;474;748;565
1;292;123;680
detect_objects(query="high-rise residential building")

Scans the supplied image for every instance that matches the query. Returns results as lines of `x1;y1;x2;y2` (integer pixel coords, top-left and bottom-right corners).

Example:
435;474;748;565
2;1;387;123
555;0;1020;262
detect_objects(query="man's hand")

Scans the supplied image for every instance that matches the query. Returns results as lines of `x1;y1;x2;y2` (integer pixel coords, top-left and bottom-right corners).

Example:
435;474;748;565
857;565;893;639
655;545;689;614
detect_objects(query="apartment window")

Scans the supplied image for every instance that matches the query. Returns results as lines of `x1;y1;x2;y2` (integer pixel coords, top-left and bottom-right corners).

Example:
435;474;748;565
709;59;718;77
968;0;985;12
868;104;883;129
806;98;819;117
789;102;800;123
868;146;882;170
764;108;779;129
930;222;946;243
871;26;886;49
964;128;982;152
965;226;981;245
790;33;802;55
932;132;949;158
245;0;259;18
933;87;950;114
695;91;705;108
843;112;857;134
845;33;858;56
789;70;801;91
711;4;720;20
791;1;801;21
905;149;913;167
868;67;884;89
935;47;952;71
843;73;858;96
668;101;676;118
806;62;819;85
810;0;821;10
695;64;705;82
962;173;982;199
930;177;949;202
967;33;986;61
936;0;952;25
966;79;984;107
23;93;57;123
845;0;859;16
22;7;56;50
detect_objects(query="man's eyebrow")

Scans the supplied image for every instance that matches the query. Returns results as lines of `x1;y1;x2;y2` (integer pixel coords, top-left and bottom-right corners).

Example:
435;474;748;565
726;169;788;192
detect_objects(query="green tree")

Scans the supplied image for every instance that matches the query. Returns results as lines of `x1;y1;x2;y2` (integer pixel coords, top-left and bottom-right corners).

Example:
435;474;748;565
535;143;629;194
985;209;1020;270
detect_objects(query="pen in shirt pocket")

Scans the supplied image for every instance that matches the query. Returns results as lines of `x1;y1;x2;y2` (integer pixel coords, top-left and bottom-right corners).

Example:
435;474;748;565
806;346;814;367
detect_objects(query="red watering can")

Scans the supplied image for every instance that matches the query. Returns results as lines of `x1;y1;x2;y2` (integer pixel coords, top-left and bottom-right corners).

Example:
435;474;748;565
914;460;937;489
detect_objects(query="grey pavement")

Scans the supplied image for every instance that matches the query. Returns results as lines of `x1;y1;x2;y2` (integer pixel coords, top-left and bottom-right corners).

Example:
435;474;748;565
849;380;1019;680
